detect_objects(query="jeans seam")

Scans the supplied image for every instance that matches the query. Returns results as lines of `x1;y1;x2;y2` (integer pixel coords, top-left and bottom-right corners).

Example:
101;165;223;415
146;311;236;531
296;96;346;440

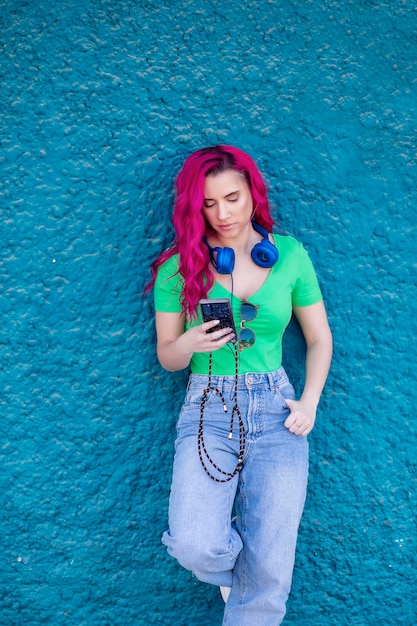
239;477;247;602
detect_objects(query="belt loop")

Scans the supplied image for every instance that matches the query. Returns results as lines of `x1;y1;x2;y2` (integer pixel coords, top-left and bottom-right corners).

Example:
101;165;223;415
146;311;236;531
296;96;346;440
267;371;274;391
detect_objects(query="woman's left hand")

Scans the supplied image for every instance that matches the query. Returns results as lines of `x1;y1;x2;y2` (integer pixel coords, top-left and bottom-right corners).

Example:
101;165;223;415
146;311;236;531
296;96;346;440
284;399;317;436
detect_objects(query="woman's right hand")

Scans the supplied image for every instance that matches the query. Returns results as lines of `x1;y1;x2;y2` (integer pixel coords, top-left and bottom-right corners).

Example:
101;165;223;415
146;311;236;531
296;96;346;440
177;320;235;355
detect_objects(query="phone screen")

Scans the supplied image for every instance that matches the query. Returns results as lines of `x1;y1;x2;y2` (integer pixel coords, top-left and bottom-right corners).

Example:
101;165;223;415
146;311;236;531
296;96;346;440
199;298;236;335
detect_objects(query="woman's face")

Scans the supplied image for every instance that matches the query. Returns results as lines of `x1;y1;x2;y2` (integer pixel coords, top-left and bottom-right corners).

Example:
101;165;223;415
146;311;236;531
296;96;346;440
202;169;254;240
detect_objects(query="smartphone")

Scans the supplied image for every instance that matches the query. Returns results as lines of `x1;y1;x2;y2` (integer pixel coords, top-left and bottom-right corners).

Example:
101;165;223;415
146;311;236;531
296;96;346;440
199;298;237;338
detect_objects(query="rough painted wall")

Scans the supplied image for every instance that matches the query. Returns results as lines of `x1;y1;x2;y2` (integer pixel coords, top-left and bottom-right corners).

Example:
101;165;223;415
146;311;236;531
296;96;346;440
1;0;416;624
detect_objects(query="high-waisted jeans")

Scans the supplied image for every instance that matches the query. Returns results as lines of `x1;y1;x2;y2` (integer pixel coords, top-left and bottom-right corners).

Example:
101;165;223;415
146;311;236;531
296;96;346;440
162;368;309;626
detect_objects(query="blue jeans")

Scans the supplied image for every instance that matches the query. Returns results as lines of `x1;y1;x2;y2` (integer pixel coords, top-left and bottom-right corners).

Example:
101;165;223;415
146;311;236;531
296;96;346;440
162;368;309;626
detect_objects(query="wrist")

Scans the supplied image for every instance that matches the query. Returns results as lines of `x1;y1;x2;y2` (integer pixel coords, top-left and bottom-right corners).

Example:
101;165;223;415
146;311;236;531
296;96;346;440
300;391;320;408
176;333;194;357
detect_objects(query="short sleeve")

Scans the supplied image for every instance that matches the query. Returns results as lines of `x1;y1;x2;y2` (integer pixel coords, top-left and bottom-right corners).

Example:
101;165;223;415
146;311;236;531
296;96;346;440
154;255;184;312
292;243;323;306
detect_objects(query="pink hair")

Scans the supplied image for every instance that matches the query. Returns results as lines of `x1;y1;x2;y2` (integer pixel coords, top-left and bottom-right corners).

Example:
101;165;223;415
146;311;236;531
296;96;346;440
145;145;275;317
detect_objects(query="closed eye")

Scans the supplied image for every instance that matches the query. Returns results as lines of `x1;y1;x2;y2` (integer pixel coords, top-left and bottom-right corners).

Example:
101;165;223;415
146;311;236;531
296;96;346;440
204;191;239;208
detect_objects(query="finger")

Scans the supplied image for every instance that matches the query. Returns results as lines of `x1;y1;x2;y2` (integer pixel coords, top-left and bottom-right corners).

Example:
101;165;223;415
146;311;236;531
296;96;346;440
285;414;305;433
289;420;312;436
285;398;296;411
285;419;299;432
209;327;235;341
207;332;236;350
284;409;298;426
288;423;303;435
198;325;235;350
201;319;221;331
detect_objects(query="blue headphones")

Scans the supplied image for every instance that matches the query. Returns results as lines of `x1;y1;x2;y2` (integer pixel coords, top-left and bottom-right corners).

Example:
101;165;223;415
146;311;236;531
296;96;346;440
203;221;279;274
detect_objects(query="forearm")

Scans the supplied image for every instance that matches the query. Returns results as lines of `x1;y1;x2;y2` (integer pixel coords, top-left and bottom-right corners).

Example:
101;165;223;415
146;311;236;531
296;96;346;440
300;334;333;407
157;334;194;372
156;313;235;372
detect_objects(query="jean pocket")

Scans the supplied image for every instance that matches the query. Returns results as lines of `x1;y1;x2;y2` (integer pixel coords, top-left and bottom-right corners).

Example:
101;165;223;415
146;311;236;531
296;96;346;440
273;379;296;409
181;386;217;412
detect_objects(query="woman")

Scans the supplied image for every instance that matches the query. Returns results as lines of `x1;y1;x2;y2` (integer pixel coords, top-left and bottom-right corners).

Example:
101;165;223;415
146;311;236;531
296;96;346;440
148;145;332;625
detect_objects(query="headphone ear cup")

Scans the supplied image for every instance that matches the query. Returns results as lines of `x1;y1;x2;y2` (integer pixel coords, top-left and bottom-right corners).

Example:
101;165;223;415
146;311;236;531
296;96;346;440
251;240;279;268
215;246;235;274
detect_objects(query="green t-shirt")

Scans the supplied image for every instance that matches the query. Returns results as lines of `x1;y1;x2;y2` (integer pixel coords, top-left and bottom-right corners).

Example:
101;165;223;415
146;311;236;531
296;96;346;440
154;234;322;375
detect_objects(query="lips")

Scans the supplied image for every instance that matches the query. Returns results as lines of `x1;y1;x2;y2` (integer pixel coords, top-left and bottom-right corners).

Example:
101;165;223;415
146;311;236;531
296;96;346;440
218;223;235;231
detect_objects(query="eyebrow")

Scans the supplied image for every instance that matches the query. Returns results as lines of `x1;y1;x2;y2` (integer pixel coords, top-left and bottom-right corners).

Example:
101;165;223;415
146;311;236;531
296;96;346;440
204;190;240;201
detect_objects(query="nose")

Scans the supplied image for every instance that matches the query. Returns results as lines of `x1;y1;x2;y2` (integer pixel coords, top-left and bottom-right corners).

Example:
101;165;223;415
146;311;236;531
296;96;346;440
217;202;231;221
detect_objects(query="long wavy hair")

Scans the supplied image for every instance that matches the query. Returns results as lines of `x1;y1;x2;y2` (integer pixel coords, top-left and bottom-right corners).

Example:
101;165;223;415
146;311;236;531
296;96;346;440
146;145;275;317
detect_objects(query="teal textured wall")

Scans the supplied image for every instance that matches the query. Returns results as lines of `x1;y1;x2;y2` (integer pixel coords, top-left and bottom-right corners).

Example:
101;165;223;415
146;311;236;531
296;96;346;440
1;0;416;624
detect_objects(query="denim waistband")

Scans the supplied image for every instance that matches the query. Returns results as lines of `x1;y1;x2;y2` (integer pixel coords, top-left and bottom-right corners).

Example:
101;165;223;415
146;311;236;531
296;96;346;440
187;367;289;394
